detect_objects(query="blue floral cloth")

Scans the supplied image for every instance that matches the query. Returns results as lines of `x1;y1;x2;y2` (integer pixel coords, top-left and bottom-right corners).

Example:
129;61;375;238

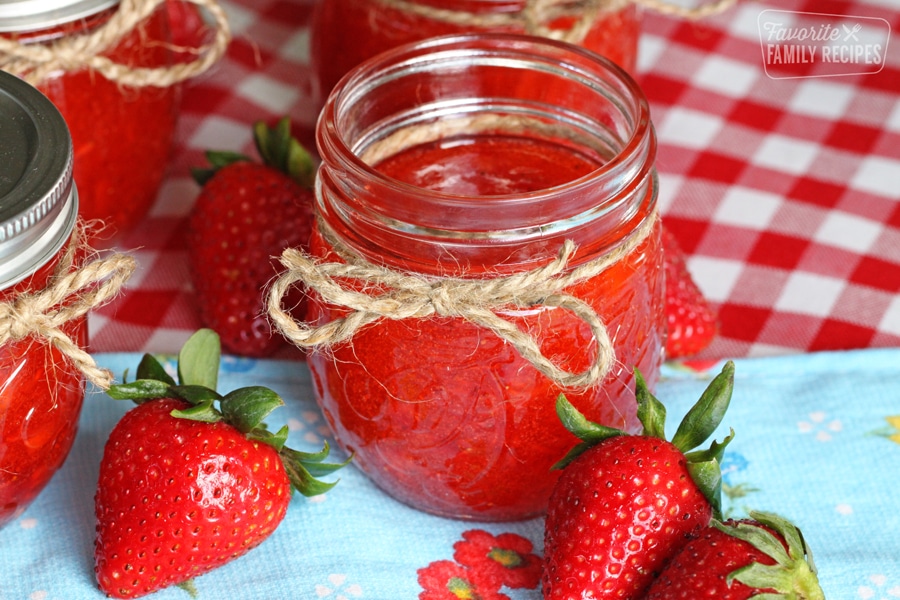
2;348;899;599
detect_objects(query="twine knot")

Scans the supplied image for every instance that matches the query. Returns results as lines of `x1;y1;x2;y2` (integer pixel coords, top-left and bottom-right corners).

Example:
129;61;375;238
0;228;136;390
268;215;658;390
0;0;230;87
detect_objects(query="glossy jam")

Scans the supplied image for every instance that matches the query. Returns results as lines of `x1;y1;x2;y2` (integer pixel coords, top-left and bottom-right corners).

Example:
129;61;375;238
4;8;178;238
310;0;641;101
0;250;87;528
307;136;664;520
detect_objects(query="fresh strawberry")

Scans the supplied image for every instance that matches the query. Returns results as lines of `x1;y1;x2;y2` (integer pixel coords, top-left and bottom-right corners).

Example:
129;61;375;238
644;511;825;599
662;225;718;359
94;329;346;598
188;117;316;357
542;361;736;600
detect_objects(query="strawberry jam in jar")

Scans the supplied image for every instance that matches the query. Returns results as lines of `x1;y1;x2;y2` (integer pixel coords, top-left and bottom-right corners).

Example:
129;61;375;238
0;0;178;239
310;0;641;103
0;71;87;528
287;34;663;520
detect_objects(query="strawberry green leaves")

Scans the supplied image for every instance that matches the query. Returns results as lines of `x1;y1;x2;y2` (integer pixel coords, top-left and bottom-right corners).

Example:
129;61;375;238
553;360;736;519
717;512;825;600
644;512;825;600
191;116;316;188
253;117;316;188
105;328;348;497
177;327;220;390
671;360;734;453
551;396;626;470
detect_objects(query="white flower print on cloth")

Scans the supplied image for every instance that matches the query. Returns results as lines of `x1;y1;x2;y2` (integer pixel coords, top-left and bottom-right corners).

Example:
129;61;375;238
858;574;900;598
315;573;363;599
288;409;334;445
798;411;842;442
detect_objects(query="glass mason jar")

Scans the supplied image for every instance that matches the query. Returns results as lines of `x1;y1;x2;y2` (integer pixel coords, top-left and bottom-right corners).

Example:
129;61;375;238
310;0;641;103
277;34;664;521
0;0;178;239
0;71;86;529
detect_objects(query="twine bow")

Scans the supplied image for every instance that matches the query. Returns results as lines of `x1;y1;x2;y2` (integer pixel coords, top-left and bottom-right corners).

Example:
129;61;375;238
0;0;231;87
0;228;137;390
268;214;657;390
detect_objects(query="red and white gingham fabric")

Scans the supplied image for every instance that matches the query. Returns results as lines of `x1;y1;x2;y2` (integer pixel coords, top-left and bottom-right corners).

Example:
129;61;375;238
88;0;900;361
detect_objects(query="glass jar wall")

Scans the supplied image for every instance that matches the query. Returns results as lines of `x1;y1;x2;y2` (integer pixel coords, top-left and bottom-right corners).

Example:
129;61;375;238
0;0;178;239
310;0;641;103
272;34;665;520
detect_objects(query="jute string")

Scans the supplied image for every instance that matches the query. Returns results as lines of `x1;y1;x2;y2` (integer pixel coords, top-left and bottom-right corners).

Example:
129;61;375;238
0;0;231;87
268;212;657;390
0;224;137;390
374;0;738;44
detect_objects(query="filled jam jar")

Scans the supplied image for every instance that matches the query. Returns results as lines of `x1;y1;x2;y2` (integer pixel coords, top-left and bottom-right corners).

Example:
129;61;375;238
272;35;664;520
0;70;88;529
0;0;178;238
310;0;641;103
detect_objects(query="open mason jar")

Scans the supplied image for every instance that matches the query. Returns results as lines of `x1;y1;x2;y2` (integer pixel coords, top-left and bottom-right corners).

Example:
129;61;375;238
270;34;664;520
310;0;641;103
0;70;135;529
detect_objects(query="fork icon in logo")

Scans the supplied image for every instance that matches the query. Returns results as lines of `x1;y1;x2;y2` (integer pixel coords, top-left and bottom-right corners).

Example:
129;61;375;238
842;23;862;41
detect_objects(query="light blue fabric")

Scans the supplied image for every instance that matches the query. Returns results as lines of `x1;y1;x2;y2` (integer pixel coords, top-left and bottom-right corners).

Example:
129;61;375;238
2;348;899;599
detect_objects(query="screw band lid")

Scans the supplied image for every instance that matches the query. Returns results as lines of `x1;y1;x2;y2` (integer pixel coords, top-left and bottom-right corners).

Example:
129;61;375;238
0;69;78;289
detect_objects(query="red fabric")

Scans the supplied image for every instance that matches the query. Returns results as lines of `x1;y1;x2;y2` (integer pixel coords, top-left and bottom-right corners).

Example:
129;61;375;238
88;0;900;360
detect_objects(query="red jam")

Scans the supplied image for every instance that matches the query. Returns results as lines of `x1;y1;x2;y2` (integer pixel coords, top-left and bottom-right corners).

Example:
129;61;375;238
3;7;178;238
307;139;663;520
310;0;641;102
0;254;87;528
300;35;663;520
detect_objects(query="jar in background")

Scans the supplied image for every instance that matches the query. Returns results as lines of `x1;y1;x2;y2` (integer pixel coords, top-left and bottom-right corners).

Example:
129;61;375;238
0;70;87;529
272;34;664;520
0;0;228;240
310;0;641;103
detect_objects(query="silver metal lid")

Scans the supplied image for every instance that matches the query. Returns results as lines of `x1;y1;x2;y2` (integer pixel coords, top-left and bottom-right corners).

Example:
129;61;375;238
0;0;119;32
0;68;78;289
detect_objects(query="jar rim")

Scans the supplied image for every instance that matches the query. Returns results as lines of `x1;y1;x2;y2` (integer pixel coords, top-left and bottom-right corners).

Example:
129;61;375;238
318;32;653;208
0;0;118;32
0;70;77;289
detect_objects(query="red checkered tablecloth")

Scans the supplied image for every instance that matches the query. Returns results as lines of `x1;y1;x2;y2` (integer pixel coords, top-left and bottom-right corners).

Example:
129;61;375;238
88;0;900;361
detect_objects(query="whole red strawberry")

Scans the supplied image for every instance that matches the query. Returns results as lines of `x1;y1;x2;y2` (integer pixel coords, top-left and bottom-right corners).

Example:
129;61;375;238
188;117;316;357
663;226;718;359
644;511;825;600
94;329;346;598
542;361;735;600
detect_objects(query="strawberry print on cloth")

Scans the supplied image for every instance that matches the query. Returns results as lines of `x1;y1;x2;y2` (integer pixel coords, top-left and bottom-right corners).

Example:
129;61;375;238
418;530;541;599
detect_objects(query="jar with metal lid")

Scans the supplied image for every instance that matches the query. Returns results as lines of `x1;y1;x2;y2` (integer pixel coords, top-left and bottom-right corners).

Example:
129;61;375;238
269;34;665;521
310;0;642;103
0;70;135;529
0;0;230;240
